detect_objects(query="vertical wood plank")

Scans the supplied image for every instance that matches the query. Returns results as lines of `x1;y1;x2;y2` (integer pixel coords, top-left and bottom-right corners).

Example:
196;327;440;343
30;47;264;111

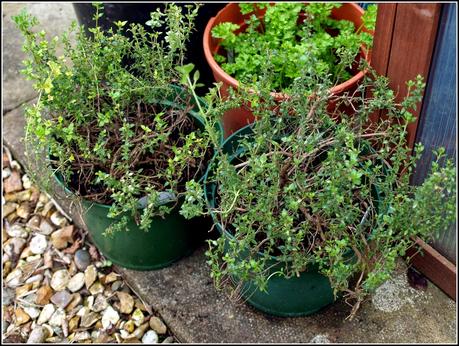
385;3;441;149
370;4;397;76
367;4;397;124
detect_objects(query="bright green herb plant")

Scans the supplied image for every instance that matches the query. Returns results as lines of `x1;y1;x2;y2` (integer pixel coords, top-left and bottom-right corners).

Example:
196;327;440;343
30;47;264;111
13;3;219;234
183;65;456;319
212;2;377;92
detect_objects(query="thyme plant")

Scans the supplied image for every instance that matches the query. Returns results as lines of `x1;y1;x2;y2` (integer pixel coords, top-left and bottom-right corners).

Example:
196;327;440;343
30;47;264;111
212;2;377;91
13;3;217;234
184;66;456;319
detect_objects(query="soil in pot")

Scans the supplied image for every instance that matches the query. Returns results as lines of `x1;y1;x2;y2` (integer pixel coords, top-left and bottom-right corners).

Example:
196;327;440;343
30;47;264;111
62;94;213;207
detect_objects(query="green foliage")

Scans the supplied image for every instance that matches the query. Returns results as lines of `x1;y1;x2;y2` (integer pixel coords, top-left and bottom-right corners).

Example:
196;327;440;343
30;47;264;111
211;3;377;91
13;3;217;233
191;67;456;319
362;4;378;31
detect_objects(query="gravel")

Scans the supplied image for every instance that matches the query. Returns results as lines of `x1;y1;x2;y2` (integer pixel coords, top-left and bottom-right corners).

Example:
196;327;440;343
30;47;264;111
2;148;174;343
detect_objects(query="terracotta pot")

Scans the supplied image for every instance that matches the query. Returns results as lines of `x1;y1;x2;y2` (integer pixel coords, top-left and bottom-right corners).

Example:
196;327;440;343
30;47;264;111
203;3;372;137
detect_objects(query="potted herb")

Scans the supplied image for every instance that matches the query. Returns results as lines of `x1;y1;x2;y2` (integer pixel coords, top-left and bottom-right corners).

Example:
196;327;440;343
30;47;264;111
203;2;377;136
13;3;222;270
183;68;456;318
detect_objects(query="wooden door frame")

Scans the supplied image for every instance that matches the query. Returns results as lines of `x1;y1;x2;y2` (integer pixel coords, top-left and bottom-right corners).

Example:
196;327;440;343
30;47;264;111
371;3;456;300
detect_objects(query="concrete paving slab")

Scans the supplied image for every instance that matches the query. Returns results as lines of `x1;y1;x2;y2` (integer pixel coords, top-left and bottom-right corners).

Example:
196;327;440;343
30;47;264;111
2;2;457;343
119;251;457;343
2;3;76;113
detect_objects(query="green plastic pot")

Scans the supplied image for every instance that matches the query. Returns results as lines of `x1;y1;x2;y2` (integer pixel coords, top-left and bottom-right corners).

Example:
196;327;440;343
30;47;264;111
54;85;222;271
206;188;335;316
203;123;382;317
79;198;202;271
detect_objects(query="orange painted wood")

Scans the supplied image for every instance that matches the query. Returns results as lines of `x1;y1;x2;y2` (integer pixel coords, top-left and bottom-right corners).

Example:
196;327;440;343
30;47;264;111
406;238;456;300
367;4;397;124
385;3;441;150
370;4;398;77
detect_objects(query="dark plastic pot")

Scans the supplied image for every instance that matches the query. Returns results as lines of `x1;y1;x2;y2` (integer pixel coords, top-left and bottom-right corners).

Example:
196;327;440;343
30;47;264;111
73;2;226;90
203;124;383;317
54;85;222;271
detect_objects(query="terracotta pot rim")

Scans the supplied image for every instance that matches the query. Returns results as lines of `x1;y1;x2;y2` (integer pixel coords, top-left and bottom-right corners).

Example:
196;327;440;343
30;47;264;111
203;2;371;99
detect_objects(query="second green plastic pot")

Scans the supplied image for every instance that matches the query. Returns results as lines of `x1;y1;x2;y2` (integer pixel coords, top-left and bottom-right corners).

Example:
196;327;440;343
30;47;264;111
203;123;384;317
203;124;335;316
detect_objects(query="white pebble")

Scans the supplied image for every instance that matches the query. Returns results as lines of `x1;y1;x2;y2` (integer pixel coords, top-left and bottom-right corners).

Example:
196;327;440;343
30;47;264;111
67;273;85;293
73;331;90;341
22;174;32;189
5;268;23;287
7;225;28;238
10;160;21;171
25;274;43;284
27;326;49;343
48;308;66;327
24;306;41;319
50;270;70;291
3;168;12;179
142;330;159;344
101;306;120;329
38;304;56;325
310;334;331;343
50;211;67;227
30;234;48;254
